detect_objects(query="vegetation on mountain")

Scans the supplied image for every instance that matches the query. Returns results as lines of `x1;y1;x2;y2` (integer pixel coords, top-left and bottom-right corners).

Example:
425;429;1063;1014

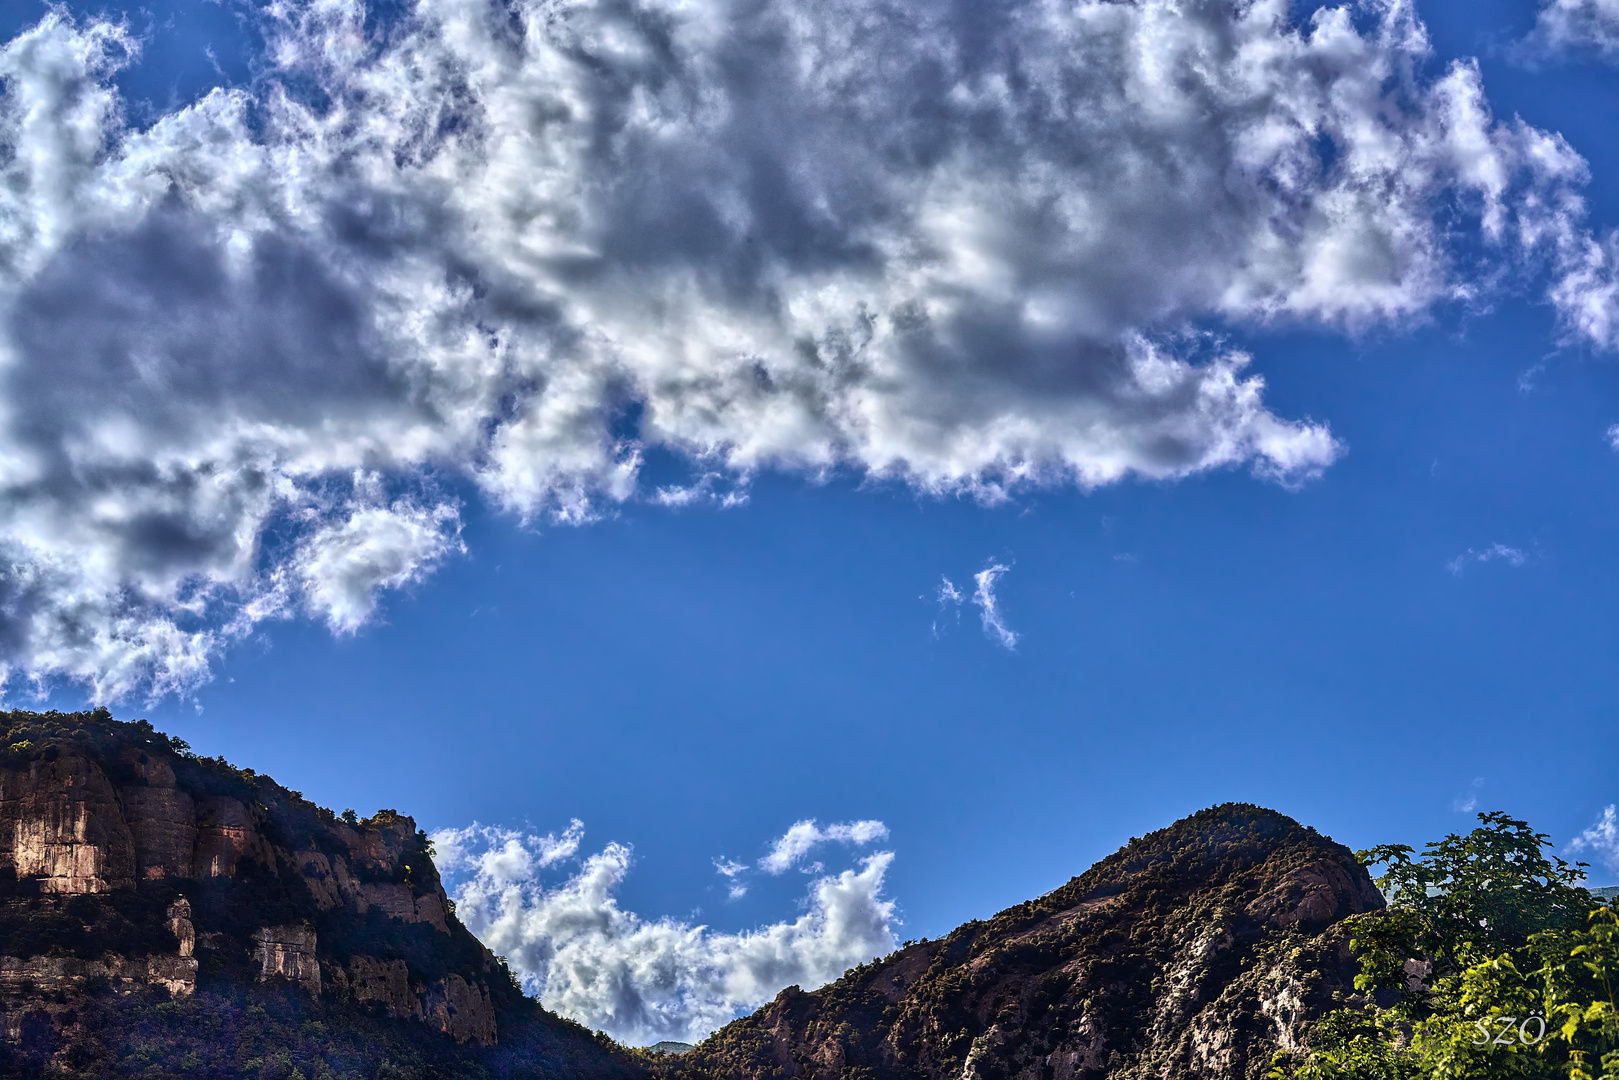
1276;812;1617;1080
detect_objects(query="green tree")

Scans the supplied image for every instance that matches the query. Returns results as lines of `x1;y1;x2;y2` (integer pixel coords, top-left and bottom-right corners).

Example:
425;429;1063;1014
1282;813;1616;1080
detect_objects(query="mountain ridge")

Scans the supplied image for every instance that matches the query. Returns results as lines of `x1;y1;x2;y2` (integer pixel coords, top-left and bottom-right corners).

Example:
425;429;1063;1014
673;804;1384;1080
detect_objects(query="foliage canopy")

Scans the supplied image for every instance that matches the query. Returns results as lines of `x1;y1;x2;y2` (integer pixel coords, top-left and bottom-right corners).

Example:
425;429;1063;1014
1285;813;1617;1080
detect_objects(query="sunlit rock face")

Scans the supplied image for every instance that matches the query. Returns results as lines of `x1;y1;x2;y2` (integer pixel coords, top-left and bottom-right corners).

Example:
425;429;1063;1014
0;709;633;1077
2;753;137;894
685;806;1384;1080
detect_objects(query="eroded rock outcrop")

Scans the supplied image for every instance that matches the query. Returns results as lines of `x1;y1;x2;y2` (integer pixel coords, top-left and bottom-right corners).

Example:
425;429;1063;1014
254;924;322;996
336;955;425;1019
167;897;195;957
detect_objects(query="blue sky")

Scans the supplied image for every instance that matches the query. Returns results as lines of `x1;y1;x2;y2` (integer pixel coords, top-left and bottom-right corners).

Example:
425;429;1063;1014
5;0;1619;1044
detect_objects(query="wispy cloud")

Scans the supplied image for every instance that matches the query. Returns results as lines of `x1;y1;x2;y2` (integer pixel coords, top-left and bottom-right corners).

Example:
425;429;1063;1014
713;857;749;899
973;563;1018;650
1569;805;1619;875
1452;777;1485;813
651;473;751;510
432;821;897;1045
930;576;964;637
932;563;1017;648
1522;0;1619;63
1446;543;1529;576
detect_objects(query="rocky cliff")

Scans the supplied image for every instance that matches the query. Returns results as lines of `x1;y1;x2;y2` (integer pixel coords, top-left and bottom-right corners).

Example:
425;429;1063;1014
0;708;637;1079
677;805;1383;1080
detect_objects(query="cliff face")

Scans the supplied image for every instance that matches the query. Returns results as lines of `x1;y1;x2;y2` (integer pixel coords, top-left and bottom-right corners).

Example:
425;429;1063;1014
0;709;632;1079
681;805;1383;1080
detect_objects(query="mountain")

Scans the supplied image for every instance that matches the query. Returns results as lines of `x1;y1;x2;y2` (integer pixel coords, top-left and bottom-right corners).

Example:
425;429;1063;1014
0;708;638;1079
0;711;1390;1080
676;805;1383;1080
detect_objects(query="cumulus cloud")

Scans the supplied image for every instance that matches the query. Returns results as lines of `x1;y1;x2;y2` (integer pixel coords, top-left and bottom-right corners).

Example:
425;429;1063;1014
0;0;1613;697
1525;0;1619;62
1446;543;1529;576
1568;804;1619;874
432;821;897;1044
432;819;586;879
973;562;1018;650
289;481;463;632
759;819;889;875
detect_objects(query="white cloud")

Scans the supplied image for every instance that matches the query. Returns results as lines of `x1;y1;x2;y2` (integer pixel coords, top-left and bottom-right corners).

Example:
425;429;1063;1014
933;561;1017;646
432;820;588;888
0;0;1612;698
651;472;750;510
291;483;463;632
1554;232;1619;350
1525;0;1619;62
1446;543;1529;576
431;822;897;1045
713;857;749;899
973;562;1017;650
1568;804;1619;874
931;576;964;638
759;819;889;875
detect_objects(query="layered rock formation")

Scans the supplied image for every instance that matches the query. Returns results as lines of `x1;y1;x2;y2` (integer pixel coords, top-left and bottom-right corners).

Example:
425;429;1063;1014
679;805;1383;1080
0;709;635;1079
